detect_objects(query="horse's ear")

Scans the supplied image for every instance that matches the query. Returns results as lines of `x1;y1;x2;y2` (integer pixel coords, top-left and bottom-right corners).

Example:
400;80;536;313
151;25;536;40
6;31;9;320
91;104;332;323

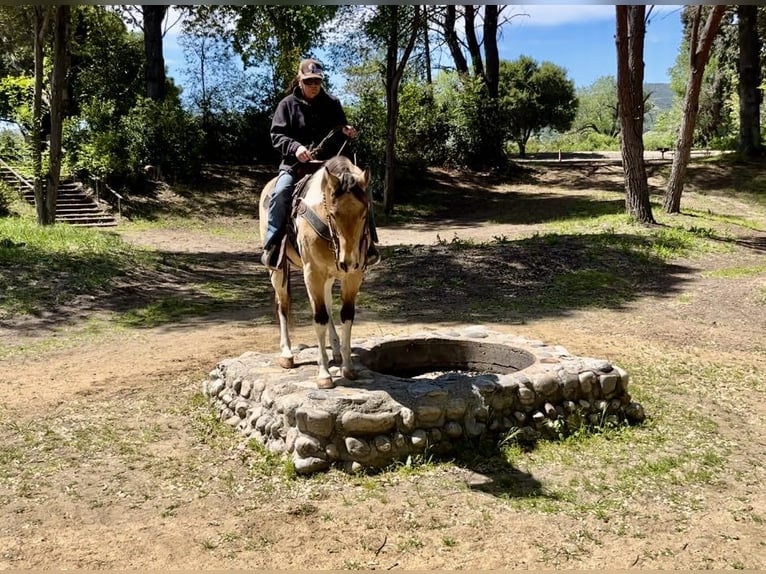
362;169;370;188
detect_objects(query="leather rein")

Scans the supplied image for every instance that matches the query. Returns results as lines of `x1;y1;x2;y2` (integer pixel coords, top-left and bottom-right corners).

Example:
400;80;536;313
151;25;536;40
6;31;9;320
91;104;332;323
294;149;368;271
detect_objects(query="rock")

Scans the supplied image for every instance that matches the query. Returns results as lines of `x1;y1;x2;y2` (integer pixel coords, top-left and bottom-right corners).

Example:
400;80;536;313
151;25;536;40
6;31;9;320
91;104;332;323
625;402;646;423
445;398;467;420
201;330;647;475
444;421;463;438
295;435;323;458
341;410;396;434
614;365;630;392
295;408;334;438
411;429;428;449
345;437;371;458
293;456;330;475
518;386;536;406
599;372;619;396
544;403;558;419
579;371;595;394
399;407;416;431
374;435;392;453
532;373;559;396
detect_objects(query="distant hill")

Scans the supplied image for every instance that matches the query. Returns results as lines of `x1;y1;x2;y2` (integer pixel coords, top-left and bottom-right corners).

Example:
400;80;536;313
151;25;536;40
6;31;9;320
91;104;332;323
645;83;674;112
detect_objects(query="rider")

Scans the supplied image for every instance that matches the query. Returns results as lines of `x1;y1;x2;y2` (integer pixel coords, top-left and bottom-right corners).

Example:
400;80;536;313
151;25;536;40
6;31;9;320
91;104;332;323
262;58;380;270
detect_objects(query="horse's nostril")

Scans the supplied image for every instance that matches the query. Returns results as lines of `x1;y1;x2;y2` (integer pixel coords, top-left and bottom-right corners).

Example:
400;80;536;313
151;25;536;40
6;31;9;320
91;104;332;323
339;262;348;272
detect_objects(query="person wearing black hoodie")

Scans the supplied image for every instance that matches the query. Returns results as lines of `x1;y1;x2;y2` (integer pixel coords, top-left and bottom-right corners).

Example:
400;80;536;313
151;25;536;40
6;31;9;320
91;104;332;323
261;58;380;270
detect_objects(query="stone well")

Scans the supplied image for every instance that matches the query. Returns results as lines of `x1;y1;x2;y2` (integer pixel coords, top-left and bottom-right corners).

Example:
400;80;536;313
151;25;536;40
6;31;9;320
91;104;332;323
202;325;645;474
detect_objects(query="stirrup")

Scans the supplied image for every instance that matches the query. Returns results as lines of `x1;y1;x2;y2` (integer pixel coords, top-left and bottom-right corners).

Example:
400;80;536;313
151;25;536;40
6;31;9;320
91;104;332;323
365;244;381;268
261;245;280;271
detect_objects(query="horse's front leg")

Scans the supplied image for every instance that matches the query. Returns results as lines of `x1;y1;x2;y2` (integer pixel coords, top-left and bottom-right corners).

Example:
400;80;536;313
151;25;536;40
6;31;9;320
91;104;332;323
339;273;363;381
324;279;342;364
270;268;294;369
305;269;335;389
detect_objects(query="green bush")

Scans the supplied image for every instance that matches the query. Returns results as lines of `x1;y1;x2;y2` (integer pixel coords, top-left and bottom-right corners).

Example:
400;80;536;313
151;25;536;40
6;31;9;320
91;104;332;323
120;97;204;182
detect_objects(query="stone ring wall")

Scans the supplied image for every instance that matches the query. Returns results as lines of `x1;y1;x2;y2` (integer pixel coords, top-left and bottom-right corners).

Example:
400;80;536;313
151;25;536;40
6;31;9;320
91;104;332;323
202;326;646;474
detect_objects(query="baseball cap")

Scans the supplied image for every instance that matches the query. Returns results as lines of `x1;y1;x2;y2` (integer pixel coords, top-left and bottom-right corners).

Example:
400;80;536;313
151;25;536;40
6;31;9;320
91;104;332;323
299;59;324;80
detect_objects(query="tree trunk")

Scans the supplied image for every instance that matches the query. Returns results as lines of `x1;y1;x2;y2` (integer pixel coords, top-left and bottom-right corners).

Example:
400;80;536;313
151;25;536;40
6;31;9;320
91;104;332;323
664;6;726;213
422;6;432;84
143;5;167;101
483;5;500;99
443;6;468;75
45;5;70;224
737;5;761;158
463;6;485;87
382;5;420;215
615;5;654;224
32;6;50;225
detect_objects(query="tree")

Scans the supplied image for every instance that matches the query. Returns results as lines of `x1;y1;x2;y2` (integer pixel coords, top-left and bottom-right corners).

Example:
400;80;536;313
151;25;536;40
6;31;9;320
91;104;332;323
615;5;654;224
31;6;50;224
498;56;577;158
142;5;167;101
737;5;762;157
113;5;175;101
362;5;420;214
45;5;70;225
573;76;621;138
664;5;727;214
27;5;70;225
435;5;513;167
220;5;338;108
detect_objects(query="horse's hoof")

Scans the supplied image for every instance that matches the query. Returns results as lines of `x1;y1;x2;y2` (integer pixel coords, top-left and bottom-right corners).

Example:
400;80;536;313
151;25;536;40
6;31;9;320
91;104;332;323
317;377;335;389
342;368;357;381
277;356;295;369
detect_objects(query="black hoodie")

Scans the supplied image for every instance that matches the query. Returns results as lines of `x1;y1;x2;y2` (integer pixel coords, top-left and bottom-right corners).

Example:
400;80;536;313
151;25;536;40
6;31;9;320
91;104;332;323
270;86;350;173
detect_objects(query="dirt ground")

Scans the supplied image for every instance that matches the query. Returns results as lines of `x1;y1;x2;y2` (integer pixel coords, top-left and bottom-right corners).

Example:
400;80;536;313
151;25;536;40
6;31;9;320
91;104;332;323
0;161;765;569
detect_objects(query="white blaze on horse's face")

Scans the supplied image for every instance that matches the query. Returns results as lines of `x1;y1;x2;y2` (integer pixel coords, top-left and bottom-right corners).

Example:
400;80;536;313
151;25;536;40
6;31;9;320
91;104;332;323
323;168;370;273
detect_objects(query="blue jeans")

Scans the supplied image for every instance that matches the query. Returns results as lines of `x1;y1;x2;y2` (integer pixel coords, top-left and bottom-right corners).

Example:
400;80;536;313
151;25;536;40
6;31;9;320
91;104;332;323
264;170;297;250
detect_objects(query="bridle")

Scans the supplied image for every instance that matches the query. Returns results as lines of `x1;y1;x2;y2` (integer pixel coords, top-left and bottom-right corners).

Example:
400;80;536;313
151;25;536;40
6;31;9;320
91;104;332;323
320;167;369;271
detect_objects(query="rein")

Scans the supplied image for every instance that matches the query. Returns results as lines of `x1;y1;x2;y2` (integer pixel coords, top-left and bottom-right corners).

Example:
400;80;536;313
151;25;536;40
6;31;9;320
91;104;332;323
291;128;367;271
297;162;368;271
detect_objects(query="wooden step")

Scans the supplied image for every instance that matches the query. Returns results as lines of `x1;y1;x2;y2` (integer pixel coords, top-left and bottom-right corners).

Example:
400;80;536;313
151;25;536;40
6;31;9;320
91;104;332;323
11;175;118;228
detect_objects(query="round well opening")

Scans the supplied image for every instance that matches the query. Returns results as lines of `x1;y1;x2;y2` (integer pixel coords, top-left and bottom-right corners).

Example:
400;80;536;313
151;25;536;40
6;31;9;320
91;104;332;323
359;338;536;378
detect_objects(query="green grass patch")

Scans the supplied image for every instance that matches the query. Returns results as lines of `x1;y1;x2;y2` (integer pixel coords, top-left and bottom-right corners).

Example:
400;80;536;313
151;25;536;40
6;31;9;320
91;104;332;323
0;317;124;361
704;264;766;279
114;296;225;328
0;216;155;318
122;216;258;242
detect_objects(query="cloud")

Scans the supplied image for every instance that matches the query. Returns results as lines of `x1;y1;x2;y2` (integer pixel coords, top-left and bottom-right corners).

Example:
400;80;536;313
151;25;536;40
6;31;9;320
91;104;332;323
510;4;681;27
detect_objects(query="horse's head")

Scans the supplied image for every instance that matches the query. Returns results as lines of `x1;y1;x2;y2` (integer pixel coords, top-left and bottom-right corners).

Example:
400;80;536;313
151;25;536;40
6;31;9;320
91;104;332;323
321;156;371;273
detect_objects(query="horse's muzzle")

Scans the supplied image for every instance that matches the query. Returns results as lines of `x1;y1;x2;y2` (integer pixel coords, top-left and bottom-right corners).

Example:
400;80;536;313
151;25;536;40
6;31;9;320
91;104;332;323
338;259;360;273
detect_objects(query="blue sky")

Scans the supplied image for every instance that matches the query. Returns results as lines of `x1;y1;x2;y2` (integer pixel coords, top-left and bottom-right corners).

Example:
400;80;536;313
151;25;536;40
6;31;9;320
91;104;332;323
163;5;684;93
491;5;684;87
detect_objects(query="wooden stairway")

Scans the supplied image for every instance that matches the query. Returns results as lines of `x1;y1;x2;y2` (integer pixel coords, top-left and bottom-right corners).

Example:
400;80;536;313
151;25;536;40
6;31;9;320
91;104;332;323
0;165;117;228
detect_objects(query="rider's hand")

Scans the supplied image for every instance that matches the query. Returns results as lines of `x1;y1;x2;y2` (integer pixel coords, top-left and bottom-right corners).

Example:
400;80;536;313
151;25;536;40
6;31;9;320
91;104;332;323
342;125;358;139
296;145;311;163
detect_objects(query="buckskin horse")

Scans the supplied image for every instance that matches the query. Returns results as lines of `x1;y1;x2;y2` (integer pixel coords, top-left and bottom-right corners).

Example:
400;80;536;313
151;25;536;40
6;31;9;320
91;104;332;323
258;155;372;389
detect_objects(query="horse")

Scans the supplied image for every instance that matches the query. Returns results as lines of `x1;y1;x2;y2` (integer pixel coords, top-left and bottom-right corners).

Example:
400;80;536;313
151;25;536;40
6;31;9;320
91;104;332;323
258;155;372;389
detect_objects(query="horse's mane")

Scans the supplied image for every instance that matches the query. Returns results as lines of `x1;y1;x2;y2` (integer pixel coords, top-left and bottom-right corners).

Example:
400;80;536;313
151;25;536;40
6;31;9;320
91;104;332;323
323;156;365;200
323;155;354;177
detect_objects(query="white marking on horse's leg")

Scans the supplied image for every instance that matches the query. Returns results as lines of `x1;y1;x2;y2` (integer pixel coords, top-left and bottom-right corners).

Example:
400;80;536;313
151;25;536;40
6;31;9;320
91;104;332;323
314;320;332;383
340;319;356;380
324;279;341;362
271;269;294;368
339;275;362;381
